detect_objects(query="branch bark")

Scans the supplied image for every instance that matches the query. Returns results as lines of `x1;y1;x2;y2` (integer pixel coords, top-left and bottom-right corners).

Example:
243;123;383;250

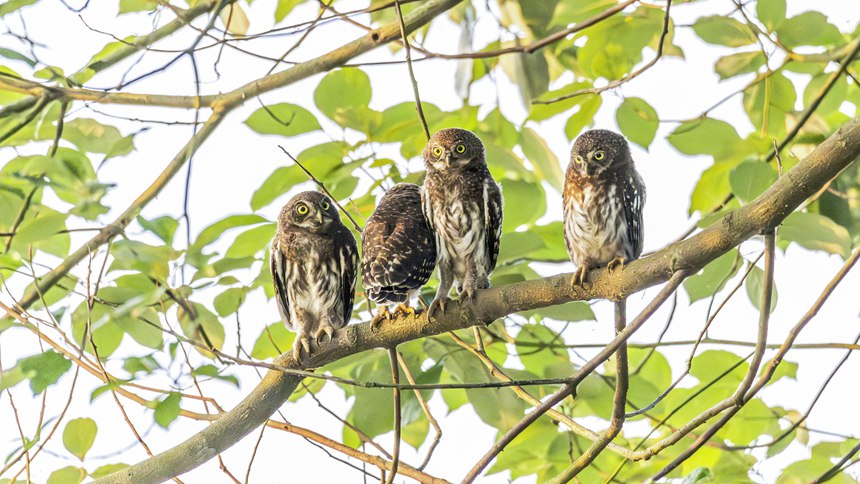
97;116;860;483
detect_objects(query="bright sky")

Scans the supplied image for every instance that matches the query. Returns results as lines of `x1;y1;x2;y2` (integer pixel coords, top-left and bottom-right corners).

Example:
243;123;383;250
2;0;860;482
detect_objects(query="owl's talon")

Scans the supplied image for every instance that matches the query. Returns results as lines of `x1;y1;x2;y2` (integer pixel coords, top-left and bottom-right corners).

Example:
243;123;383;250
393;304;416;319
315;324;335;347
427;297;450;324
460;287;477;304
371;306;392;332
572;266;590;288
607;257;626;274
294;334;312;362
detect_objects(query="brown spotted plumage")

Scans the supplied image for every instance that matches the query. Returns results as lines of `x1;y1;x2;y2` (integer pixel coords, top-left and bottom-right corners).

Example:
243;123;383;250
563;129;645;286
361;183;436;329
270;191;357;362
421;128;503;315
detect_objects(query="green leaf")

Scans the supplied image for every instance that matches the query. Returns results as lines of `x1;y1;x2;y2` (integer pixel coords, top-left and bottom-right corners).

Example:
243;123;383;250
804;73;848;115
11;211;67;250
192;364;239;387
225;223;275;258
779;212;851;258
729;160;778;203
245;103;321;137
0;0;37;17
275;0;302;22
19;350;72;394
691;16;758;47
47;466;86;484
520;128;563;191
776;12;843;48
213;287;247;317
137;215;179;245
715;51;766;79
0;47;36;67
190;214;269;254
683;250;739;302
499;178;545;231
742;72;795;137
315;68;372;117
564;96;602;140
668;118;743;159
616;97;658;149
63;118;133;156
756;0;786;31
683;467;714;483
500;51;549;104
119;0;159;13
251;323;295;359
745;265;778;312
71;302;126;358
63;418;97;461
109;240;179;281
123;355;160;376
178;303;225;355
519;301;595;322
0;366;26;391
154;392;181;428
689;161;736;215
515;324;573;377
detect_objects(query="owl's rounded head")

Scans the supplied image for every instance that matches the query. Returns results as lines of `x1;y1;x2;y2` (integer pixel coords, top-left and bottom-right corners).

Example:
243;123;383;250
278;191;342;233
423;128;485;171
569;129;632;177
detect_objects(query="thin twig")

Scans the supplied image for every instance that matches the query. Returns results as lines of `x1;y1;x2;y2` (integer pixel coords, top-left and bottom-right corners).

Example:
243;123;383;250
278;146;363;232
535;0;672;104
394;0;430;140
385;348;401;484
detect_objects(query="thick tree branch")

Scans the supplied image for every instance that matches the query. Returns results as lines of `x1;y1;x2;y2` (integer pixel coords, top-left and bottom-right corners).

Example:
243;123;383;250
96;115;860;483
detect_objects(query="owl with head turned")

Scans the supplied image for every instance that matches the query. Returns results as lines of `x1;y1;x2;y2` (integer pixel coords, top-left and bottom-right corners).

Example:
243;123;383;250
563;129;645;286
361;183;436;329
270;191;358;362
421;128;503;315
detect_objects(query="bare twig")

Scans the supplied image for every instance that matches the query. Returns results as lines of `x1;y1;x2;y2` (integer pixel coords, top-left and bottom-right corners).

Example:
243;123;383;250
384;348;401;484
394;0;430;140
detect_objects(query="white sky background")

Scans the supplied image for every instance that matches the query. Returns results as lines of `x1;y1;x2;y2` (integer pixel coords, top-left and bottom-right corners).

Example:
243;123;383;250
2;0;860;482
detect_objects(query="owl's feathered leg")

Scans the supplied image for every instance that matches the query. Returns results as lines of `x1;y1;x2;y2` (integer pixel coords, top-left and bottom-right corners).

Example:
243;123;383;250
371;305;392;332
460;258;481;302
428;263;454;320
293;329;312;362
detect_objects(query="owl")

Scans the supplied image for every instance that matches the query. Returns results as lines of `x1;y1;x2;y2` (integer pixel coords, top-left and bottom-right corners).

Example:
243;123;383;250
421;128;503;314
361;183;436;329
270;191;358;361
563;129;645;286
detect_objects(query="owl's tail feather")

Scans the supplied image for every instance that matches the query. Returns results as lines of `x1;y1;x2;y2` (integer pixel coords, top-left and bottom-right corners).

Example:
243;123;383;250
367;286;409;305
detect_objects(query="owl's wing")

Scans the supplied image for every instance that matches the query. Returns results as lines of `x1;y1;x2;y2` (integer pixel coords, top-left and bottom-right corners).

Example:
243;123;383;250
269;238;292;330
483;178;504;272
420;184;435;231
622;172;646;259
339;233;358;327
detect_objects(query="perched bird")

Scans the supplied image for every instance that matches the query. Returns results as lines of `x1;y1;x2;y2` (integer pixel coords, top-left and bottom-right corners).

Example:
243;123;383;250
563;129;645;286
361;183;436;329
421;128;503;314
270;191;358;361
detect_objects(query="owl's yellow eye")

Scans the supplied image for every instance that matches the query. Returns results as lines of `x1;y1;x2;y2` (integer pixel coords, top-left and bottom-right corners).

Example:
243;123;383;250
296;204;309;215
593;150;605;161
455;144;466;154
320;199;330;210
432;146;443;157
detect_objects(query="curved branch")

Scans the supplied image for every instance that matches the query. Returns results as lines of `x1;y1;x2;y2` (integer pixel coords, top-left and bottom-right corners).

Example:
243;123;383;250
96;115;860;483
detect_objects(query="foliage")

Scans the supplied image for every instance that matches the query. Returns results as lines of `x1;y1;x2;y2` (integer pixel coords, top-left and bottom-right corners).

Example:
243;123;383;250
0;0;859;482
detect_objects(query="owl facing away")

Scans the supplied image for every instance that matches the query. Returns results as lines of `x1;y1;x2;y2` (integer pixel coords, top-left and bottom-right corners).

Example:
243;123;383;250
421;128;503;314
361;183;436;329
270;191;358;361
563;129;645;286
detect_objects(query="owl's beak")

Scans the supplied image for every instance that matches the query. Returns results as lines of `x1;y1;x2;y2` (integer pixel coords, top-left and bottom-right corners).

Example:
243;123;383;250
443;152;452;167
315;211;324;225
